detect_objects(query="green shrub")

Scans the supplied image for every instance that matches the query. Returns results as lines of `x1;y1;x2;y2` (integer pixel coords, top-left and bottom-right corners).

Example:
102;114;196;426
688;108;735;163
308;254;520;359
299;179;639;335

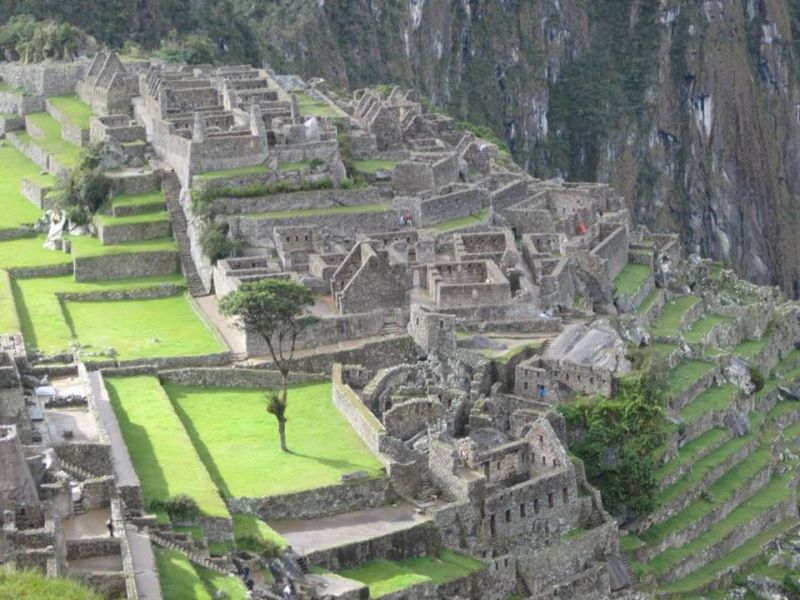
199;222;233;263
784;573;800;596
236;535;282;558
151;494;200;522
749;366;765;392
53;152;110;226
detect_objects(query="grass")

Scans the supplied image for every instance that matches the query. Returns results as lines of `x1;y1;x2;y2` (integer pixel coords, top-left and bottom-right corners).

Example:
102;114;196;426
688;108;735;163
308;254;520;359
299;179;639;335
679;384;737;423
106;376;230;518
652;295;701;338
353;159;397;174
95;211;170;226
636;287;662;315
164;381;384;498
18;112;83;168
65;294;225;360
613;263;651;297
12;274;184;355
735;337;771;359
295;91;340;118
430;210;489;232
683;314;729;343
243;203;390;220
68;235;176;257
338;551;484;598
110;191;166;211
0;236;73;270
232;513;288;552
666;360;715;397
155;548;246;600
278;160;312;172
659;519;799;595
48;95;94;129
654;428;729;484
0;270;20;334
479;340;544;363
0;143;53;229
0;81;25;95
0;569;102;600
193;164;269;180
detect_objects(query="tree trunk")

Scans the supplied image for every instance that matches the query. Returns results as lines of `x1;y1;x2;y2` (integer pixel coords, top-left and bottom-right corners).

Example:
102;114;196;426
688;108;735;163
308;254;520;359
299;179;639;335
278;416;287;452
279;370;289;451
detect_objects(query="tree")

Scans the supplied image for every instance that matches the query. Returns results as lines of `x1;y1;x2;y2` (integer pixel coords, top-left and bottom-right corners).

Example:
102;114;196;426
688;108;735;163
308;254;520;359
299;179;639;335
219;279;318;451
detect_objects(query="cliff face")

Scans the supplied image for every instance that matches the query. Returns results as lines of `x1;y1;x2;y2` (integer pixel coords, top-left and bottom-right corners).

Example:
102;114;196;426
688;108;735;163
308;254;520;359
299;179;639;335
248;0;800;295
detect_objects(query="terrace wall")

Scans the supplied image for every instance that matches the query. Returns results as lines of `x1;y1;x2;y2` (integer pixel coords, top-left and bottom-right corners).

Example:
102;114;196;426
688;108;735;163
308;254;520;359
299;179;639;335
72;250;179;282
209;188;381;215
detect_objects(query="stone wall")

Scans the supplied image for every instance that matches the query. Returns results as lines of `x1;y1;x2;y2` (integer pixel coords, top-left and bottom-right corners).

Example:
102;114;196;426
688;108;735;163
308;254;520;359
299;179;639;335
229;477;394;522
209;188;383;215
97;219;171;245
54;443;112;477
332;364;387;455
73;250;179;282
590;225;628;282
281;335;417;373
0;62;86;96
394;187;481;226
0;91;44;115
489;179;528;211
159;368;324;389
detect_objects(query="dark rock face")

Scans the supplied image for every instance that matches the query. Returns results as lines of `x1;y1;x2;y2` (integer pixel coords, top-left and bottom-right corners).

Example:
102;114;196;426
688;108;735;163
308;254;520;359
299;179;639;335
248;0;800;296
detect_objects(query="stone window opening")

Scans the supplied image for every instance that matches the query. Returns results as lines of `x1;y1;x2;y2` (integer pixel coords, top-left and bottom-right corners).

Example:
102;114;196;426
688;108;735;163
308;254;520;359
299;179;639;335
548;493;555;508
439;320;444;328
534;498;540;513
489;514;496;537
504;558;509;567
562;488;568;503
483;462;490;477
542;456;546;466
524;381;528;390
505;509;511;523
520;503;526;518
539;435;544;445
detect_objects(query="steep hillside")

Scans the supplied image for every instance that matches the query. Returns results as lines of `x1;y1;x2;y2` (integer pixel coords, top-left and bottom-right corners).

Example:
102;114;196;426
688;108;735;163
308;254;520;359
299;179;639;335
246;0;800;297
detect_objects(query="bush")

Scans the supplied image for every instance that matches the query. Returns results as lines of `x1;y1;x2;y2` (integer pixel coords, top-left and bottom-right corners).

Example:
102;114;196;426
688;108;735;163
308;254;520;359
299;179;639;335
236;535;282;558
749;366;765;392
199;222;233;263
151;495;200;522
53;155;110;227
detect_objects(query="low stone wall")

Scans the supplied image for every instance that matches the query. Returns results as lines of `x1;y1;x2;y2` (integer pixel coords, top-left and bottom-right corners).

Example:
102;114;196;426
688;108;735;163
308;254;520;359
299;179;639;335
0;91;44;115
74;572;127;599
308;520;439;571
0;113;24;136
667;363;721;412
55;442;112;477
82;476;116;510
7;261;73;279
85;352;231;372
21;177;53;209
107;170;163;196
210;188;383;215
58;284;184;302
66;537;120;560
159;367;323;388
97;219;171;245
200;516;234;543
0;226;33;241
275;335;417;374
230;477;394;522
73;250;179;282
332;364;387;456
490;179;528;211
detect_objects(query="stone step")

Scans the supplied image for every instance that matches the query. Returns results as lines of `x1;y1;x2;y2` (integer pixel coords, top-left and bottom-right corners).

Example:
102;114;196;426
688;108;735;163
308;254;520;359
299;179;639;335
163;172;206;297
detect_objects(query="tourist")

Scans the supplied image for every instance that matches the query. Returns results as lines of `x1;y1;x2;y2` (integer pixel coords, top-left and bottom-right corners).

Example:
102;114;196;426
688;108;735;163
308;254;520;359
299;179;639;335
539;385;545;400
106;519;114;538
283;581;292;599
578;221;586;236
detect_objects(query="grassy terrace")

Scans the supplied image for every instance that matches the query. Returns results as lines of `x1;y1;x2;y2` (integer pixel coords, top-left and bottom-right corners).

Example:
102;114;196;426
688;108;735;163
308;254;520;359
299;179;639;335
68;235;176;256
278;159;312;172
243;203;390;220
678;384;737;423
479;340;544;363
613;263;651;297
12;274;185;355
337;551;485;598
683;314;729;343
48;95;93;129
735;336;770;359
95;211;170;226
0;271;20;334
655;412;765;510
665;360;715;397
652;295;701;338
0;569;101;600
0;144;53;229
164;382;384;498
295;91;340;118
156;548;246;600
654;428;729;485
232;513;287;553
106;376;230;518
430;210;489;232
110;191;167;211
18;112;82;168
354;159;397;174
636;287;662;315
65;294;225;360
645;466;796;579
193;164;269;180
0;236;73;270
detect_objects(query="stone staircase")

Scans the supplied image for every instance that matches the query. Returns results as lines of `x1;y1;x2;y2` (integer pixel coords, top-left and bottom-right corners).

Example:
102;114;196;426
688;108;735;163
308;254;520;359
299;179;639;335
150;530;231;575
59;457;99;482
163;172;207;297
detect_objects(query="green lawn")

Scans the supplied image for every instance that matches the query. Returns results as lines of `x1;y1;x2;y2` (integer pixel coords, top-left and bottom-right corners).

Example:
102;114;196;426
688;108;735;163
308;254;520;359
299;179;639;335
666;360;715;397
613;263;651;297
194;164;269;180
65;294;225;360
735;337;770;359
0;143;52;229
164;381;384;498
683;315;729;343
155;548;246;600
12;274;185;355
295;91;340;118
0;270;20;334
95;211;170;226
354;159;397;174
106;376;230;518
18;112;83;168
679;384;737;423
338;552;485;598
244;203;390;220
652;296;701;338
431;210;489;232
278;160;312;172
110;190;166;212
636;287;662;315
0;236;73;270
232;513;287;553
0;569;101;600
48;95;94;129
69;235;176;257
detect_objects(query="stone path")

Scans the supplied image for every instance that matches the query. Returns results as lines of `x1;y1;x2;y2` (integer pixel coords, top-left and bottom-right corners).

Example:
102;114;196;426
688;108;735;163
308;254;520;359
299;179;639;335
269;503;430;555
194;294;247;355
63;508;110;540
126;526;164;600
163;172;206;296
